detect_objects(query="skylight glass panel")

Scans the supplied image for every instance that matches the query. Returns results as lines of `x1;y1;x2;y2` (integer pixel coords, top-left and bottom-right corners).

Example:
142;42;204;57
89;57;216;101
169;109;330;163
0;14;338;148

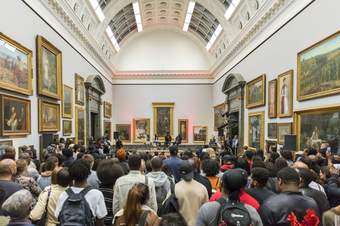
206;24;222;51
89;0;105;22
106;26;120;52
224;0;241;20
183;0;195;31
133;0;143;32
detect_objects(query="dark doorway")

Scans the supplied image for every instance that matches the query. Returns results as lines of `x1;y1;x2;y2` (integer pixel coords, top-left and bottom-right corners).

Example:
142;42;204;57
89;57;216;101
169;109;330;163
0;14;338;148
90;112;99;140
228;111;239;137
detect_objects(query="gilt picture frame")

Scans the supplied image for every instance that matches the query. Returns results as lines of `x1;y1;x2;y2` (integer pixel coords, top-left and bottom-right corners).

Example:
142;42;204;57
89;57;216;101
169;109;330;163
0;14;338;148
178;119;189;143
246;74;266;109
277;123;292;145
62;120;72;136
104;101;112;118
38;99;60;133
277;70;294;118
152;102;174;141
75;73;85;106
267;123;277;140
193;126;207;143
133;118;150;143
75;106;85;145
62;84;73;118
104;121;112;141
268;79;277;118
116;124;131;143
248;111;264;150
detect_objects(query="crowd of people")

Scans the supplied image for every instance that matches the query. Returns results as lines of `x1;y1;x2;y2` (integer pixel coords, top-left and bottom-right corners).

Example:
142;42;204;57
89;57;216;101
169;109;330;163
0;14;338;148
0;139;340;226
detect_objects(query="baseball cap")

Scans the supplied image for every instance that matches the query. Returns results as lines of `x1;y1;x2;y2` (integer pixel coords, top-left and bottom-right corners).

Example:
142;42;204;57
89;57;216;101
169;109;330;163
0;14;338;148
222;168;248;192
179;160;194;181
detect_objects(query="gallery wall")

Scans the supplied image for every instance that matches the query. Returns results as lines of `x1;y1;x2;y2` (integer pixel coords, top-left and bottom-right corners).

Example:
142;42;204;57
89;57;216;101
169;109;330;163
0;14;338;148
0;0;113;152
212;0;340;147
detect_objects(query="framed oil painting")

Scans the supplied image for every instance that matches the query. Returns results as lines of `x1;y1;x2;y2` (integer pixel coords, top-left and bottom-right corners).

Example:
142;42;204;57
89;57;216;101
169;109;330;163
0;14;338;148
248;111;264;150
193;126;207;143
36;36;62;100
75;73;85;105
104;101;112;118
214;103;225;131
133;118;150;143
1;95;31;136
277;70;293;118
152;103;174;141
297;31;340;101
246;74;266;109
0;140;13;153
62;120;72;136
178;119;188;143
294;106;340;153
104;121;112;141
62;85;73;118
75;107;85;145
268;79;277;118
0;33;33;95
38;99;60;133
267;123;277;139
116;124;131;143
277;123;292;145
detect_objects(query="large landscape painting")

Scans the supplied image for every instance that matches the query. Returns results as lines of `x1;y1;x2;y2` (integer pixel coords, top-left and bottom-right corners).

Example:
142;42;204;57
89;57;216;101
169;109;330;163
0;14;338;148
246;74;266;109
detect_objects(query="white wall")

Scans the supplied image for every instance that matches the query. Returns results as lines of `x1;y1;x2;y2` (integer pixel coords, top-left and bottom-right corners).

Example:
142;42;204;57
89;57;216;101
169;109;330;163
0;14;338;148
212;0;340;146
112;84;214;144
0;0;113;152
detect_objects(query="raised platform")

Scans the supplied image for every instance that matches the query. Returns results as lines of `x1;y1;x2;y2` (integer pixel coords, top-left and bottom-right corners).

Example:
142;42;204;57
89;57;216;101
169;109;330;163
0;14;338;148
121;144;205;153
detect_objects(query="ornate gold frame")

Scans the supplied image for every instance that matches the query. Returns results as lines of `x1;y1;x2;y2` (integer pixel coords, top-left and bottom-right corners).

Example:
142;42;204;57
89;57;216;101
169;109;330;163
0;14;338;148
0;140;13;146
268;79;277;118
152;102;175;141
178;119;189;143
104;101;112;118
277;70;294;118
62;119;72;136
75;106;85;144
297;31;340;101
133;118;150;143
1;95;31;136
214;103;225;131
246;74;266;109
0;33;33;95
277;123;292;145
38;99;60;133
103;120;112;141
116;124;131;143
75;73;84;105
248;111;264;150
267;122;277;140
62;84;73;118
36;36;62;100
193;126;208;143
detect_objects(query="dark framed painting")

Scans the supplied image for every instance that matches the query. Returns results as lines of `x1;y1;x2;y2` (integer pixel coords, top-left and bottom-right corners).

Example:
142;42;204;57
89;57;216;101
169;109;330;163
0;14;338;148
268;79;277;118
0;32;33;95
294;106;340;152
297;31;340;101
133;118;150;143
246;74;266;109
36;36;62;100
267;123;277;139
152;102;174;141
214;103;225;131
38;99;60;133
62;84;73;118
1;95;31;136
75;107;85;145
116;124;131;143
248;111;264;150
266;140;277;153
104;121;112;141
62;120;72;136
277;70;293;118
75;73;85;105
277;123;292;145
193;126;207;143
0;140;13;155
178;119;188;143
104;101;112;118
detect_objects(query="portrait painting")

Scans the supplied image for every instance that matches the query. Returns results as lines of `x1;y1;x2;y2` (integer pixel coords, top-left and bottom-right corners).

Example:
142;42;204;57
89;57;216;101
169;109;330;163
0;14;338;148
277;123;292;145
116;124;131;143
62;85;73;118
75;74;85;105
268;79;277;118
267;123;277;139
104;121;112;141
37;36;62;100
298;31;340;101
133;118;150;143
0;140;13;154
246;74;266;109
248;112;264;150
193;126;207;143
277;70;293;117
214;103;225;131
75;107;85;145
178;119;188;143
62;120;72;136
0;33;32;95
1;95;30;136
153;103;174;140
38;99;60;132
295;106;340;153
104;101;112;118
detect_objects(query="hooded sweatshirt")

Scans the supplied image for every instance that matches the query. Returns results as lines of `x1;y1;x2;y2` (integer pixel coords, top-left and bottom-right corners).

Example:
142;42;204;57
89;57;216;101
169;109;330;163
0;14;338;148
147;171;171;203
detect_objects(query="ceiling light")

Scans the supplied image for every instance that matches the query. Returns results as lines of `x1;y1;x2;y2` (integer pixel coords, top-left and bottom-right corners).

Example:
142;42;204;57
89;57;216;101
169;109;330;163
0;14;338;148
206;24;222;51
224;0;240;20
183;0;195;31
88;0;105;22
106;27;120;52
133;0;143;32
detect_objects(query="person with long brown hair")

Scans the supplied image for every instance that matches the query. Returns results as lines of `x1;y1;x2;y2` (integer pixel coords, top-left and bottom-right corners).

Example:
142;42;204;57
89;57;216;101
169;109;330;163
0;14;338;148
113;183;160;226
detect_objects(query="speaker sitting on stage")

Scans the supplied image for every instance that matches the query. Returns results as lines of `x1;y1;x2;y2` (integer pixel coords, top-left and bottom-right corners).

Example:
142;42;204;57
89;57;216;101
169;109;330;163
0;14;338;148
165;132;172;147
175;134;182;146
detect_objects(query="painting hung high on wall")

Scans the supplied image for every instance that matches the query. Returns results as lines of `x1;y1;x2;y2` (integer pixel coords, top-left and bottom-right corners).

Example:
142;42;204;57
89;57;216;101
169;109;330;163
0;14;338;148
297;31;340;101
1;95;31;136
277;123;292;145
277;70;293;117
246;74;266;109
178;119;188;143
62;120;72;136
267;123;277;140
75;74;85;105
193;126;207;143
133;118;150;143
0;33;33;95
62;85;73;118
268;79;277;118
248;112;264;150
295;106;340;153
104;101;112;118
75;107;85;145
0;140;13;153
153;103;174;140
37;36;62;100
104;121;112;141
38;99;60;133
214;103;225;131
116;124;131;143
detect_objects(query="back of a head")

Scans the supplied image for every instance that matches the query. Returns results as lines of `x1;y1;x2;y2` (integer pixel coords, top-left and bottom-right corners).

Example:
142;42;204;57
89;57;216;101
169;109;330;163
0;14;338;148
15;159;27;176
2;189;34;219
128;154;142;171
116;148;126;162
82;154;94;168
251;167;270;187
235;157;250;175
19;152;31;165
277;167;300;186
202;159;220;177
151;156;163;171
160;213;188;226
222;169;248;201
244;150;254;160
281;150;293;161
69;159;91;183
169;146;178;156
274;157;288;175
56;168;71;187
0;159;16;177
62;148;73;158
45;156;58;171
97;160;124;187
3;146;16;160
297;168;314;187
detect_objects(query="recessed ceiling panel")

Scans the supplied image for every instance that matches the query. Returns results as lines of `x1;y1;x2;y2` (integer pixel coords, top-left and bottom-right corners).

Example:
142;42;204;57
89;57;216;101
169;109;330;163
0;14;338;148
98;0;112;10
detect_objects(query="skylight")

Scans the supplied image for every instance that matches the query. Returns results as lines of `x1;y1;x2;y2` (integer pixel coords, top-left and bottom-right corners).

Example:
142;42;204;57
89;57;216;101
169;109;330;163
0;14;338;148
224;0;241;20
183;0;195;31
106;27;120;52
89;0;105;22
133;0;143;32
206;24;222;51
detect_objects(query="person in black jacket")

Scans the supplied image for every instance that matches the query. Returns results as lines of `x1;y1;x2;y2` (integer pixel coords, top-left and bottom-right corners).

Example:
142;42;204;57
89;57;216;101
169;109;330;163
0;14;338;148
324;169;340;208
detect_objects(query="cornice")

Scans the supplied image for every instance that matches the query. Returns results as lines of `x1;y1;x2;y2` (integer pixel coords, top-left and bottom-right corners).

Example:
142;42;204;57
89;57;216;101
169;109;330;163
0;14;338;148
113;70;213;80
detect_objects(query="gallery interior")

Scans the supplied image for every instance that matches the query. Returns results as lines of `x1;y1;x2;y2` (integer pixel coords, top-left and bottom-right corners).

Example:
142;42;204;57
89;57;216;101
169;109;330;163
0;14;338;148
0;0;339;156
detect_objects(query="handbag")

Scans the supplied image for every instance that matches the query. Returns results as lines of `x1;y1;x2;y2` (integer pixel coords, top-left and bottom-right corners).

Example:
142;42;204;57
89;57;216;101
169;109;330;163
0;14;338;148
32;188;51;226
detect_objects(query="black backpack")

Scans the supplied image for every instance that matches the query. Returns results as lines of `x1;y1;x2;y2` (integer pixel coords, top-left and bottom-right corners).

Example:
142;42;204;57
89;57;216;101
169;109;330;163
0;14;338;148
157;193;179;217
214;198;252;226
155;184;168;208
58;186;95;226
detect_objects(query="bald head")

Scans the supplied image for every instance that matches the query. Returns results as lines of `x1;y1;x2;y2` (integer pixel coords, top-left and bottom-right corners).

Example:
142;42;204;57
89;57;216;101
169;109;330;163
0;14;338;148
0;159;17;178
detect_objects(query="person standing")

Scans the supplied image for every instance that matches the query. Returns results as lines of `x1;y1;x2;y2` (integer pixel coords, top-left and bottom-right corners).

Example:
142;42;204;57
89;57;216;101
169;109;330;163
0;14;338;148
163;146;182;183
